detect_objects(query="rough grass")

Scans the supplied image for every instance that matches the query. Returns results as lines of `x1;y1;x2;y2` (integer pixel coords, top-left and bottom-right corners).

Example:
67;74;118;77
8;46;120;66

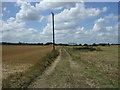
66;46;119;88
2;50;59;88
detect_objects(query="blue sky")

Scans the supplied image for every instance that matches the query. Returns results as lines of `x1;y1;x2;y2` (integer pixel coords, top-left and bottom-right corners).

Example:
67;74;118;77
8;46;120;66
1;1;119;44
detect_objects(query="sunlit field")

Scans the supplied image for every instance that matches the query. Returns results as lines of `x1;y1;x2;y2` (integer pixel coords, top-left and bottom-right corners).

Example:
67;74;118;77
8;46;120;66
67;45;118;88
2;45;52;79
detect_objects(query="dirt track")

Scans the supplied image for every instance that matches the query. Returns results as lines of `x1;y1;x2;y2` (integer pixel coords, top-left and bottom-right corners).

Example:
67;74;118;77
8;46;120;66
29;48;92;88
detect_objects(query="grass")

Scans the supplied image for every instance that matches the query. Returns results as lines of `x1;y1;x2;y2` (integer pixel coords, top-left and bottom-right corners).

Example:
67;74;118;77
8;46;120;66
2;50;59;88
66;46;119;88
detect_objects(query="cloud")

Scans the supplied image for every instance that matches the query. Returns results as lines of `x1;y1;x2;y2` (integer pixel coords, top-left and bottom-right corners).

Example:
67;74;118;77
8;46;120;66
42;2;107;34
54;16;117;44
16;1;77;22
1;17;52;43
1;1;118;44
36;0;76;10
41;2;109;44
106;26;113;31
16;1;43;22
54;3;106;24
1;17;25;32
2;21;44;43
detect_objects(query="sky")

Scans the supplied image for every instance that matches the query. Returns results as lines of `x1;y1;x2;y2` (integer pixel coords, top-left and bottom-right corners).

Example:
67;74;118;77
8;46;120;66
0;0;119;44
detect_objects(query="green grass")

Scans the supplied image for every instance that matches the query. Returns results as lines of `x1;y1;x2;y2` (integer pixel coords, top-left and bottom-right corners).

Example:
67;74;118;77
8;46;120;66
2;50;59;88
67;46;118;88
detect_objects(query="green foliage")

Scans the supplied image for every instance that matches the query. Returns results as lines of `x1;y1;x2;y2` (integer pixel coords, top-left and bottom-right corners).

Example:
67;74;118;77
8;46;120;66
72;46;102;52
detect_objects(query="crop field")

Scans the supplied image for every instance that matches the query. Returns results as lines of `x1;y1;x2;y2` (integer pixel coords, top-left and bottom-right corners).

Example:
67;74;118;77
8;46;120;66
2;45;52;79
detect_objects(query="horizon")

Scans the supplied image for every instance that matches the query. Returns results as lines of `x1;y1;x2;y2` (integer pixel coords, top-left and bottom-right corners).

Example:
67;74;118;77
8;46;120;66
1;41;119;45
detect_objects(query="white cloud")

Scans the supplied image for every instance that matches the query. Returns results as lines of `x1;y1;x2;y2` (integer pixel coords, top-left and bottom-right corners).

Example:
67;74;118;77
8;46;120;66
16;1;106;23
106;26;113;31
16;1;76;22
1;17;25;32
42;2;107;40
96;18;105;23
36;1;76;10
36;2;117;44
1;1;118;44
16;1;43;22
1;17;51;43
54;3;106;24
92;17;115;33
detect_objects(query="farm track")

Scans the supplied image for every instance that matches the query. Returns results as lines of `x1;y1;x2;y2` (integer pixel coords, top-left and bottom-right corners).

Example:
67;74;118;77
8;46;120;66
29;48;91;88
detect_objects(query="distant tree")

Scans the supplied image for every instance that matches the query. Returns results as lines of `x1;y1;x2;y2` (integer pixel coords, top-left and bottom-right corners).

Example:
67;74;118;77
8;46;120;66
99;43;106;46
37;43;43;45
84;44;88;46
107;43;110;46
92;43;98;46
45;42;53;45
19;41;22;45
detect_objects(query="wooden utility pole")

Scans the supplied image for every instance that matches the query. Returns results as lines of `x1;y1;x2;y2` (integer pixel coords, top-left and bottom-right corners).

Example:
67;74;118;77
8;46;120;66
51;12;55;51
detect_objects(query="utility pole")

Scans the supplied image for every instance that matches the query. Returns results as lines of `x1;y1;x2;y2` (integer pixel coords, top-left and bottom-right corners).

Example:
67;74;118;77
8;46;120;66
51;12;55;51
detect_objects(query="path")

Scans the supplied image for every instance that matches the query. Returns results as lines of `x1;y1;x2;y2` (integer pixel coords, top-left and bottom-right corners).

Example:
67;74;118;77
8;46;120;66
28;48;91;88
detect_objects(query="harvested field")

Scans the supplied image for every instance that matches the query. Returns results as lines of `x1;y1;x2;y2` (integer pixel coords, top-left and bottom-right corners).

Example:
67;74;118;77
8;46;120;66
2;45;52;79
2;45;119;88
66;46;118;88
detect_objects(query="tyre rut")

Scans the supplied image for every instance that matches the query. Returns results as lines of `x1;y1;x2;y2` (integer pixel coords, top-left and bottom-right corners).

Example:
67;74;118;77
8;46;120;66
28;48;90;88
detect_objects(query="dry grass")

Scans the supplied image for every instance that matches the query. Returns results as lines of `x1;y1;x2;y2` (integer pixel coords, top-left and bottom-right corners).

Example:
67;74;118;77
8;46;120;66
3;49;59;88
2;45;52;79
79;46;118;81
67;46;119;88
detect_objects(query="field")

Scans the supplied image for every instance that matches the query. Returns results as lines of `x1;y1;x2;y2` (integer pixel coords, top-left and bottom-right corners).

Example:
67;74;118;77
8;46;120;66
66;45;119;88
2;45;52;79
2;45;119;88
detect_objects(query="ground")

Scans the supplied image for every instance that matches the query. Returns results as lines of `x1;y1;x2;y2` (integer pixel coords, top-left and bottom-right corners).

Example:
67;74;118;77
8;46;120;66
29;46;118;88
2;45;119;88
29;48;91;88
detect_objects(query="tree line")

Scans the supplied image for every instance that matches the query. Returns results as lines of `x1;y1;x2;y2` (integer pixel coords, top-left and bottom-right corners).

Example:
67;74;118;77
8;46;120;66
0;42;119;46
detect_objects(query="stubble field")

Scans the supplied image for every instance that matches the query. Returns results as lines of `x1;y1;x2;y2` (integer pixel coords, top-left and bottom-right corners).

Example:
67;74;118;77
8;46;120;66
66;45;119;88
2;45;52;79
